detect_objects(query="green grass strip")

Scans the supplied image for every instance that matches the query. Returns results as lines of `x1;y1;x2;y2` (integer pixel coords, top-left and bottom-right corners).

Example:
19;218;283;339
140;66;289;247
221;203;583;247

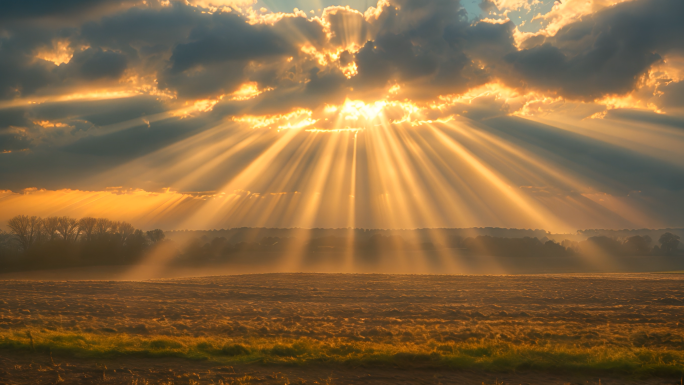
1;329;683;378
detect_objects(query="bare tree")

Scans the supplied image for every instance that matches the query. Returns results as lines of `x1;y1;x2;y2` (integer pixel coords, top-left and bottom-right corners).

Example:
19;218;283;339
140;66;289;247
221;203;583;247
7;215;42;251
94;218;112;237
118;222;135;245
78;217;97;242
43;217;61;241
110;220;120;234
57;216;80;242
659;232;681;254
0;229;18;254
624;235;652;255
146;229;165;244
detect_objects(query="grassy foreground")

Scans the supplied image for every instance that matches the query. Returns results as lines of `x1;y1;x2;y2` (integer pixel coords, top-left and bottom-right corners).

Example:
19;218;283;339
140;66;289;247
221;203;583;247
2;329;683;378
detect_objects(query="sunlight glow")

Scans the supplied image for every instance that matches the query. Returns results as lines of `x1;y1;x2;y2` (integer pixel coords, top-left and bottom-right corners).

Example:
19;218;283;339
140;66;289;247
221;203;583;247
34;39;76;65
229;82;272;101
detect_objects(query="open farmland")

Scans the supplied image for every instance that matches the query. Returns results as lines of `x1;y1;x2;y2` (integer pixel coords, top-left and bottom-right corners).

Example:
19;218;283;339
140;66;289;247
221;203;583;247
1;273;684;384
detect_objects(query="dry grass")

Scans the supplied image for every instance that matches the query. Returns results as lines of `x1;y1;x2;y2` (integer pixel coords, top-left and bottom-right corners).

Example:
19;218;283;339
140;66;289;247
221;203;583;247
1;328;684;376
1;273;683;380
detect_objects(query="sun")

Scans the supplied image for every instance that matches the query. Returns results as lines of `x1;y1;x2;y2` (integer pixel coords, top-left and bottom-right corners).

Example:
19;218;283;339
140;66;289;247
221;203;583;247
338;99;387;121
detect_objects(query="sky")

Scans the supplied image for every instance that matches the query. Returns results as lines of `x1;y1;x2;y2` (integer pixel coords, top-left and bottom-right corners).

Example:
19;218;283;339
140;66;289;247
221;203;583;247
0;0;683;233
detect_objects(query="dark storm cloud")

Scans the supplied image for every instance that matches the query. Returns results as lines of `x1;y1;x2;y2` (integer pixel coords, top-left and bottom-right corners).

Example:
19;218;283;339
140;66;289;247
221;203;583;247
0;0;534;109
79;3;201;49
340;0;533;101
161;60;249;99
346;0;499;99
657;80;684;110
171;10;328;102
1;0;683;108
228;0;510;112
0;57;53;100
354;33;439;84
165;12;325;71
0;96;168;152
0;1;324;102
604;109;684;130
67;47;128;80
0;112;220;191
155;11;329;99
434;94;508;120
0;24;128;100
481;116;684;193
272;15;329;49
169;15;292;74
459;20;516;64
0;26;60;100
503;0;684;100
0;0;682;153
0;107;41;152
0;108;31;130
0;0;138;22
0;131;32;153
354;0;467;92
208;0;504;113
245;67;349;115
325;7;371;48
63;113;214;157
32;96;167;126
478;0;497;13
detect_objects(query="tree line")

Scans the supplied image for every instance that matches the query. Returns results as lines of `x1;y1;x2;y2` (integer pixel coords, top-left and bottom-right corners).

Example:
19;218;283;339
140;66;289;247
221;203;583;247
449;233;681;258
0;215;165;271
1;214;681;272
172;232;682;266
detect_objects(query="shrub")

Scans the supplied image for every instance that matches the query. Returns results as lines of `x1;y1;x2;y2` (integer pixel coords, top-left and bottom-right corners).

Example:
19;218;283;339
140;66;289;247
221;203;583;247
149;339;183;350
221;343;250;356
268;343;308;357
195;342;213;351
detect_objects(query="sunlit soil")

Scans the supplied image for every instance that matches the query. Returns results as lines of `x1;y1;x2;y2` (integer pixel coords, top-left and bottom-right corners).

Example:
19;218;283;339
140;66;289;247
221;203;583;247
1;273;683;384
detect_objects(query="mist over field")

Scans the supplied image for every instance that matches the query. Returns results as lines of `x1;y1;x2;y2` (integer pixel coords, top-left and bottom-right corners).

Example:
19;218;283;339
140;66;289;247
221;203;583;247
2;216;683;279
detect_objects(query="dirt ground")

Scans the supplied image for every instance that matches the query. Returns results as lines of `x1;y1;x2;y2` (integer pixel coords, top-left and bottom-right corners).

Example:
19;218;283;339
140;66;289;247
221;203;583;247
1;352;679;385
1;273;683;384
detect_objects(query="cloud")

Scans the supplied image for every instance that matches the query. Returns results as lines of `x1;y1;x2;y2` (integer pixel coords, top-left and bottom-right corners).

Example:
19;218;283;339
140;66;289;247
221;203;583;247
345;0;501;101
658;80;684;110
0;28;57;100
67;47;129;80
0;108;31;130
503;0;684;100
604;108;684;129
0;0;683;231
460;20;516;64
0;0;140;23
1;0;682;109
169;15;292;73
33;96;167;126
79;3;201;50
324;7;371;48
478;0;498;13
482;115;684;194
0;130;32;153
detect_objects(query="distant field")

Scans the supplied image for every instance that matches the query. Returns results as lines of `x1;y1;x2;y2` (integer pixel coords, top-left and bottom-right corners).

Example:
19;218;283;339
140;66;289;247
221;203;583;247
1;273;683;384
